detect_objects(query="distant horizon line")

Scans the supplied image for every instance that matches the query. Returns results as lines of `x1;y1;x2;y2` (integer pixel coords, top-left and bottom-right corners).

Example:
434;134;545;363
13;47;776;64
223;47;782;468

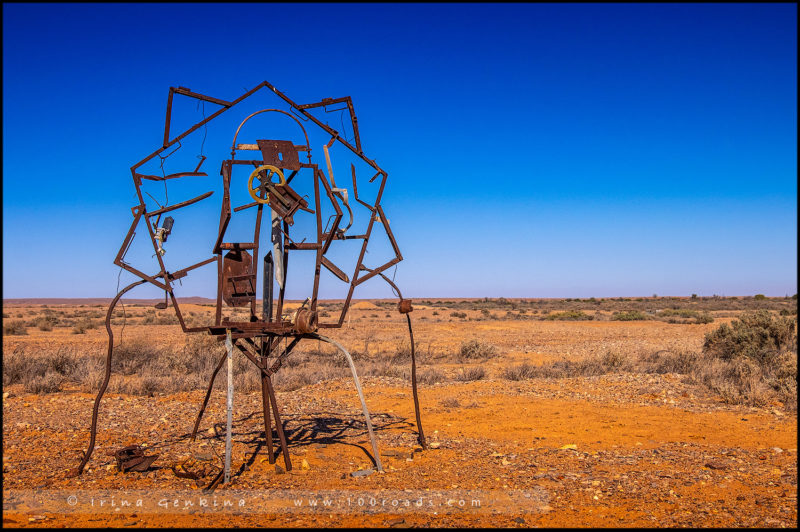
3;294;797;305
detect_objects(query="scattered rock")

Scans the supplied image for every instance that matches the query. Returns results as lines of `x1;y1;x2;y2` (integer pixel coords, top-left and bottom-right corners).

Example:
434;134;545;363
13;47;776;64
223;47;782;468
300;459;310;470
275;464;285;474
429;442;440;449
705;461;728;470
351;469;374;477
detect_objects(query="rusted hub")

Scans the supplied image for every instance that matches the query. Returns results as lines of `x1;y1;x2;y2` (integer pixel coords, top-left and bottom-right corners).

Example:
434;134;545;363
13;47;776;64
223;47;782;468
293;309;319;334
398;299;413;314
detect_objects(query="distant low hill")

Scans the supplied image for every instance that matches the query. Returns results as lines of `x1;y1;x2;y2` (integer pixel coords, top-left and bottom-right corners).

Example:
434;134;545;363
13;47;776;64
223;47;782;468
2;297;218;306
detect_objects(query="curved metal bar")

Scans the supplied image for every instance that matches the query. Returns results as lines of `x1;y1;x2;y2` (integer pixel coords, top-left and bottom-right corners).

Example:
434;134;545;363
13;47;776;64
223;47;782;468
72;279;147;476
230;108;311;162
406;314;427;449
348;265;424;446
309;333;383;472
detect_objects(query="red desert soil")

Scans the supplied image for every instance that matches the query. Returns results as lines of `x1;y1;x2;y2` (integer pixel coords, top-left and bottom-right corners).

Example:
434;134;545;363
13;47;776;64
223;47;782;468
2;301;797;527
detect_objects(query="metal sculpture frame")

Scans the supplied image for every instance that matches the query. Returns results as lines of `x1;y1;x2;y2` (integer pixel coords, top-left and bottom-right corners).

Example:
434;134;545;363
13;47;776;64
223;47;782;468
72;82;426;483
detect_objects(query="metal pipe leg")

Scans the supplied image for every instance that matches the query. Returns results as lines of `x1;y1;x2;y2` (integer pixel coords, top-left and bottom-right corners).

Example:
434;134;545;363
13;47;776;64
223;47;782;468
406;314;427;449
310;333;383;472
191;350;228;441
72;279;146;476
264;374;292;471
260;370;274;463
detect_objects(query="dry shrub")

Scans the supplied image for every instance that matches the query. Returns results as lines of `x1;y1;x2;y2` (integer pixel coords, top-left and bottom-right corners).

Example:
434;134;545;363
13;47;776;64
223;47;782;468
692;311;797;409
72;318;97;334
361;360;409;381
457;340;498;362
4;320;28;335
26;372;66;394
611;310;650;321
637;349;699;374
33;314;58;331
656;309;714;324
544;310;593;321
112;340;163;375
703;310;795;362
440;397;460;408
417;368;446;385
454;366;486;382
272;362;349;391
501;351;632;381
2;345;89;394
501;361;538;381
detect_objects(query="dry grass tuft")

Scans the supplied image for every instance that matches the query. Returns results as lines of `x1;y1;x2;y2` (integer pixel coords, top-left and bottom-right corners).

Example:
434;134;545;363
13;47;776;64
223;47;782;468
4;320;28;335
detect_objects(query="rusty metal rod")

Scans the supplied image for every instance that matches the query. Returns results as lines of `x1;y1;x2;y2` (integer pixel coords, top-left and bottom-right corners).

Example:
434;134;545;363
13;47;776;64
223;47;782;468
190;350;228;441
260;367;274;464
406;314;427;449
73;279;147;476
264;374;292;471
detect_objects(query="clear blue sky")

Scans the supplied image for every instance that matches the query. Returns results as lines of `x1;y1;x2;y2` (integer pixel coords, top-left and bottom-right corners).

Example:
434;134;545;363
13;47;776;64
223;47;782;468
3;3;797;300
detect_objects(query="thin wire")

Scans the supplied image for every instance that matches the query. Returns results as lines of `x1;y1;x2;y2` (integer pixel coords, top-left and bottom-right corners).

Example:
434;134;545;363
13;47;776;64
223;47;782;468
156;139;182;207
197;100;207;158
144;190;164;209
339;110;351;144
159;156;169;207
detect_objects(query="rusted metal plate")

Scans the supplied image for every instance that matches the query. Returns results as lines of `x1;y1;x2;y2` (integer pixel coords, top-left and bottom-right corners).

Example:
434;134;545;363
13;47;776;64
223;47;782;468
114;445;159;473
257;139;301;171
222;248;255;307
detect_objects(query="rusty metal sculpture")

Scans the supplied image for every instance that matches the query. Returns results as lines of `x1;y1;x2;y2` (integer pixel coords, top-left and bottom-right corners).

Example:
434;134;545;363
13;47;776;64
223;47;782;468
72;82;426;482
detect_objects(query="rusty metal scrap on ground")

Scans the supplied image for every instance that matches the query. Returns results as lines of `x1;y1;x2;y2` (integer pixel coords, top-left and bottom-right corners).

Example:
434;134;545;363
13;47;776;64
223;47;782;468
71;81;426;486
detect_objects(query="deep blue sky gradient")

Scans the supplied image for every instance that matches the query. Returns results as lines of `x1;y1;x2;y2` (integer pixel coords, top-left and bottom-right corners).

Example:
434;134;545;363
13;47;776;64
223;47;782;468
3;3;797;299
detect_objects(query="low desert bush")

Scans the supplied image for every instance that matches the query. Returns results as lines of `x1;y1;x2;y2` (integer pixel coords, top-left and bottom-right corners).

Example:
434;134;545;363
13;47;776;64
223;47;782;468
638;349;699;374
611;310;650;321
417;368;446;385
72;318;97;334
454;366;486;382
501;361;539;381
656;309;714;324
4;320;28;335
2;345;87;393
457;340;498;362
440;397;460;408
544;310;593;321
34;315;58;331
693;310;797;409
703;310;795;362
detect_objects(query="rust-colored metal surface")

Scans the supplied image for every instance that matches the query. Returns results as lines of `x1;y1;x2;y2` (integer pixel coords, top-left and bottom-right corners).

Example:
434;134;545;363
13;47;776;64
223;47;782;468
73;81;426;485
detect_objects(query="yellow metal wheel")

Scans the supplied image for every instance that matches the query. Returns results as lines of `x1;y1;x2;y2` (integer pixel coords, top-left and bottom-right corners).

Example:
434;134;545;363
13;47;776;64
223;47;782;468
247;164;286;204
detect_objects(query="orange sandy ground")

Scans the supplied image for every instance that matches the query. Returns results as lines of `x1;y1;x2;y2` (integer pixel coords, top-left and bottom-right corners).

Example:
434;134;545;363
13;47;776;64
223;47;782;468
2;303;797;527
